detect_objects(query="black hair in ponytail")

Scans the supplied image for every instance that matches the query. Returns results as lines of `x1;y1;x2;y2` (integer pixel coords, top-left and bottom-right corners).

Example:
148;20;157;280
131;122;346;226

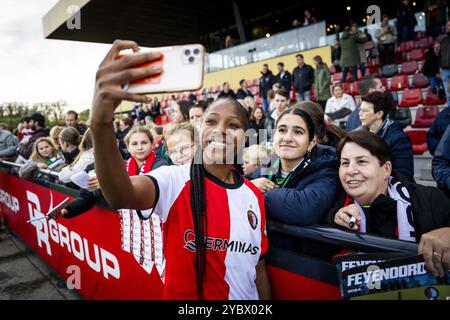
189;98;249;299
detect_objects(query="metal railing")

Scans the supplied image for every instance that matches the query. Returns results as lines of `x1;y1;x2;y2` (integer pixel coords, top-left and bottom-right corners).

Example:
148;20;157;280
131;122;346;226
0;160;60;178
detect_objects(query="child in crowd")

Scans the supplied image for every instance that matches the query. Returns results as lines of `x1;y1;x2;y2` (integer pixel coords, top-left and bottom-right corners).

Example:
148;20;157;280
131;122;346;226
59;126;81;165
165;122;195;166
242;144;272;179
18;137;66;180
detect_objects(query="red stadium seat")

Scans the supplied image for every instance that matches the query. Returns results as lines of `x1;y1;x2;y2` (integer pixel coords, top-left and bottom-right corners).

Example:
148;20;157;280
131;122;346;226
398;88;423;107
401;61;418;75
367;66;380;75
351;83;359;96
411;73;429;88
409;48;425;61
343;82;352;95
423;88;447;105
367;57;380;67
380;77;388;90
405;130;428;154
394;50;405;64
401;40;415;52
329;64;336;75
389;75;409;91
333;72;343;82
417;37;433;49
412;105;439;128
346;70;362;83
364;41;376;50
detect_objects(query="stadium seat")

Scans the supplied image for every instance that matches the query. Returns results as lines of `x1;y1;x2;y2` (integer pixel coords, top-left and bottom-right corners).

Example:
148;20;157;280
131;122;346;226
389;75;409;91
412;105;439;128
333;72;343;82
379;77;388;90
398;88;423;107
367;57;380;67
401;40;415;52
393;108;412;128
351;83;359;96
417;37;433;49
329;64;336;74
394;49;404;64
401;61;418;75
405;130;428;154
381;64;398;78
423;88;447;105
367;66;380;75
343;82;352;95
411;73;429;88
364;41;376;51
409;48;425;61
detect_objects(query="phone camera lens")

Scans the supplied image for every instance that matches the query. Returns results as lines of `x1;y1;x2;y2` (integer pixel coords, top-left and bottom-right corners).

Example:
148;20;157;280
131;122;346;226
184;49;191;56
188;56;195;63
193;48;200;55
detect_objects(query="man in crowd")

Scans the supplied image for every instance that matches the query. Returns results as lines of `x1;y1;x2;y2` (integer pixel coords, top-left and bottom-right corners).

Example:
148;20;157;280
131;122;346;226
275;62;292;98
346;75;386;131
218;81;237;99
292;54;314;102
16;113;50;163
269;88;290;126
236;79;254;100
427;106;450;155
259;64;276;113
432;126;450;197
0;124;19;161
65;110;86;134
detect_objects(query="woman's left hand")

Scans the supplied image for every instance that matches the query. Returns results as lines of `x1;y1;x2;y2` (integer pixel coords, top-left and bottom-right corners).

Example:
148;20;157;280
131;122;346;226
418;227;450;278
37;163;48;169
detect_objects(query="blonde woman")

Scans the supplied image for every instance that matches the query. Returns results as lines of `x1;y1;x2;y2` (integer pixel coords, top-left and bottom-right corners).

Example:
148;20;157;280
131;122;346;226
19;137;65;180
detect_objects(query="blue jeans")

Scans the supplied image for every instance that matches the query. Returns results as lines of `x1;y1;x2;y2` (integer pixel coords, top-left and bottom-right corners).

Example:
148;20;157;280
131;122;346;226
441;69;450;106
296;91;311;102
261;98;269;113
427;76;444;92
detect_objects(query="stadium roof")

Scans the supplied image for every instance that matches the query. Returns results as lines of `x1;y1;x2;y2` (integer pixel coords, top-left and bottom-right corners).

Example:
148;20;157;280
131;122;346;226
43;0;313;48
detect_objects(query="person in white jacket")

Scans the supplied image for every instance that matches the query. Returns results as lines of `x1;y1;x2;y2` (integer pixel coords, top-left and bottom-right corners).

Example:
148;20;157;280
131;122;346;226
58;129;94;184
324;83;356;129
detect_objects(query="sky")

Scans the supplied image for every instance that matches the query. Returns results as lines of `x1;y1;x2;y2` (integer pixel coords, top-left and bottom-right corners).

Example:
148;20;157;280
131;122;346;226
0;0;112;112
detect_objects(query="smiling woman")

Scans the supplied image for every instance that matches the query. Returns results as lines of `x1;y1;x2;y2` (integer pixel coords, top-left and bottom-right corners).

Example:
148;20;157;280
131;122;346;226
252;107;340;226
327;130;450;277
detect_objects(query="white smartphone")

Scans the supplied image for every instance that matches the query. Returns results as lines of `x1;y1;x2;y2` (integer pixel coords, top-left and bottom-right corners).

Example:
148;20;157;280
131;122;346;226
120;44;205;94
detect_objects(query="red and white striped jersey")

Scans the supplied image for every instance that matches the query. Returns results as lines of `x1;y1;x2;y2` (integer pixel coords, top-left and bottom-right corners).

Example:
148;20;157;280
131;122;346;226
141;163;268;300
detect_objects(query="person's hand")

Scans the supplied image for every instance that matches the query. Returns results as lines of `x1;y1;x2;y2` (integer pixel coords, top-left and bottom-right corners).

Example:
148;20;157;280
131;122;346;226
51;208;69;219
21;140;29;145
90;40;163;126
251;178;279;193
418;227;450;278
37;163;48;169
324;115;333;124
334;204;361;230
88;176;100;190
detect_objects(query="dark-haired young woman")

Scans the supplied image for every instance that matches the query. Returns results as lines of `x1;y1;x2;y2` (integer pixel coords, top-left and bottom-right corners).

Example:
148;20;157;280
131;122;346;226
89;40;271;300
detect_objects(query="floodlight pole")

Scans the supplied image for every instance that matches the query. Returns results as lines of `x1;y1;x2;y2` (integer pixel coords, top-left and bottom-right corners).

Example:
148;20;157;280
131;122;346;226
232;1;247;43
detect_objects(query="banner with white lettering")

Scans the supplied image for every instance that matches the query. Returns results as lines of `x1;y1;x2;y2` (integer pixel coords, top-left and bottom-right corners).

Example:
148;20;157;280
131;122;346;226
335;254;450;300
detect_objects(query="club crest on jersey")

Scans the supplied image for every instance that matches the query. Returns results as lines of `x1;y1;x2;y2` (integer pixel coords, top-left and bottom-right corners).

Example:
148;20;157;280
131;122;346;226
247;205;258;230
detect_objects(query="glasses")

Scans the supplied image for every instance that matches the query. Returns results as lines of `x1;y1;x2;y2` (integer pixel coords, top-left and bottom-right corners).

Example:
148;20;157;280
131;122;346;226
168;144;193;158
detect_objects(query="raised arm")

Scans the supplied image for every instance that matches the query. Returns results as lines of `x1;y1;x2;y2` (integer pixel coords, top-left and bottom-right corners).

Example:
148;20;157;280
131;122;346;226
89;40;162;210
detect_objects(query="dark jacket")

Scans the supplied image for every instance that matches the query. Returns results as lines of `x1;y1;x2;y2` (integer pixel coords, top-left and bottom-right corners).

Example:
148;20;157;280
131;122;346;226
332;46;341;66
259;71;276;99
17;127;50;160
345;107;361;132
377;120;415;182
440;35;450;69
340;31;365;67
64;158;168;218
116;127;130;158
422;48;440;77
275;71;292;93
326;174;450;242
427;107;450;155
261;145;340;226
236;88;254;100
249;117;273;144
432;125;450;197
218;90;237;99
62;147;80;165
292;64;314;94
